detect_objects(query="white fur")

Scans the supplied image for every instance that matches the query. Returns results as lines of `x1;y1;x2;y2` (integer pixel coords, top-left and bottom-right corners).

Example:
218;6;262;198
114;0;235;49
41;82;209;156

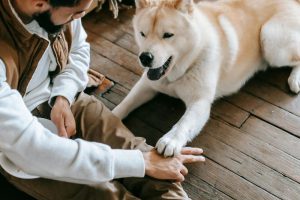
113;0;300;156
218;15;239;70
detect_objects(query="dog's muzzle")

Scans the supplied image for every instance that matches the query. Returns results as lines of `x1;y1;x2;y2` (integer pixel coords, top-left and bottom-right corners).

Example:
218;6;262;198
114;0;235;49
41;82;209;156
147;56;173;81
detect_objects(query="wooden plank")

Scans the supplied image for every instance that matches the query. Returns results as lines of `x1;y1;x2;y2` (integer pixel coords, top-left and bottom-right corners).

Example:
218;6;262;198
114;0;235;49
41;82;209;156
241;116;300;160
111;83;130;95
127;95;299;199
83;16;126;43
94;9;134;35
212;99;250;127
102;84;129;105
226;91;300;137
103;90;277;198
84;14;139;56
124;111;273;200
243;78;300;117
188;158;278;200
95;95;116;110
131;96;300;195
115;33;139;55
193;133;300;200
203;119;300;184
87;31;143;75
90;50;139;89
121;93;297;198
183;176;234;200
102;90;124;106
123;115;234;199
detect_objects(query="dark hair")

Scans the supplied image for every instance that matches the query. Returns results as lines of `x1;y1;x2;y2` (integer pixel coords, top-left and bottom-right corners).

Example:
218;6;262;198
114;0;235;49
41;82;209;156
49;0;81;7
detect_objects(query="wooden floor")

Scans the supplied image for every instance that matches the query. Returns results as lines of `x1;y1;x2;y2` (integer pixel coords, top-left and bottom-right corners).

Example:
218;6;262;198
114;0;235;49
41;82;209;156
2;7;300;200
83;8;300;200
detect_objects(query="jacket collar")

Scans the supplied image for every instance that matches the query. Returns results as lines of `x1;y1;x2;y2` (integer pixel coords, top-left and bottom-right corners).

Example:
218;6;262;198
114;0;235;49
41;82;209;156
2;0;37;41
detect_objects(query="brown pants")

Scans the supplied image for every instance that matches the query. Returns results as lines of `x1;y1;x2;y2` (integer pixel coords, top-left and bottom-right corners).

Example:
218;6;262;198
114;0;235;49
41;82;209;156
0;93;189;200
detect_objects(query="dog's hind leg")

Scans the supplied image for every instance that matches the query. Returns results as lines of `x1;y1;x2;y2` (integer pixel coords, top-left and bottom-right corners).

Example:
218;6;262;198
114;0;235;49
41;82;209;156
112;77;157;119
261;12;300;93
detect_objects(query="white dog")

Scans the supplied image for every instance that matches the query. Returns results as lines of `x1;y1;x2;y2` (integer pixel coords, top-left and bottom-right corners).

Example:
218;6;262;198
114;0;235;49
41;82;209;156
113;0;300;157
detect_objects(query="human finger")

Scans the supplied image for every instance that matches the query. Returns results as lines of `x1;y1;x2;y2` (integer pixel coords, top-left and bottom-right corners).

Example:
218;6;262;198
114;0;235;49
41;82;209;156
65;118;76;137
58;124;68;138
175;172;185;182
55;116;68;138
181;155;205;164
66;124;76;138
180;166;188;176
62;109;76;137
181;147;203;155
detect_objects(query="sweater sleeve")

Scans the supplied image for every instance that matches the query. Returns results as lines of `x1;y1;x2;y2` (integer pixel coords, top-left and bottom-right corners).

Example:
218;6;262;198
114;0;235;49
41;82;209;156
0;60;145;184
49;19;90;106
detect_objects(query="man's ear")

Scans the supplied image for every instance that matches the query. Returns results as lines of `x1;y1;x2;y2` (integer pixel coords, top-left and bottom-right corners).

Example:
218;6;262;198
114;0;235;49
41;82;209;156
32;0;51;13
175;0;194;14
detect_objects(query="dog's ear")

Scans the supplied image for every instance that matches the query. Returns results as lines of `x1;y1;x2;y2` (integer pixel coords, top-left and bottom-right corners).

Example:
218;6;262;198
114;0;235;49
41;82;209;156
175;0;194;13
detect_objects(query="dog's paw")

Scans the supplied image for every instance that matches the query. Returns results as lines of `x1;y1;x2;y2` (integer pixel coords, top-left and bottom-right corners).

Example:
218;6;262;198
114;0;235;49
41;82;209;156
288;74;300;94
156;135;185;157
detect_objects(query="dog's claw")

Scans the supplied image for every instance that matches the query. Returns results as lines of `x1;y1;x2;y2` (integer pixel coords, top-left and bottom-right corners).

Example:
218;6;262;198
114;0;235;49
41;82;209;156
156;135;184;157
156;139;167;155
164;144;179;157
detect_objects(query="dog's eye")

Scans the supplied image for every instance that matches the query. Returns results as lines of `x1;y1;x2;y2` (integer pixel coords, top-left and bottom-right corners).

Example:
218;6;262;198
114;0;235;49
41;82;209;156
140;32;146;37
163;32;174;39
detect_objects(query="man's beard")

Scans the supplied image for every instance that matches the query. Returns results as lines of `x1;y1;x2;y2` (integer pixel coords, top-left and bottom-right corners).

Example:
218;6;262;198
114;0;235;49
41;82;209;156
33;11;64;35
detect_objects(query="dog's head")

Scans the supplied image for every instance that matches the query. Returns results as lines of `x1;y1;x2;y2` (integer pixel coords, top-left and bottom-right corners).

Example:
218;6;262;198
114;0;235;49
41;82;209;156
133;0;198;81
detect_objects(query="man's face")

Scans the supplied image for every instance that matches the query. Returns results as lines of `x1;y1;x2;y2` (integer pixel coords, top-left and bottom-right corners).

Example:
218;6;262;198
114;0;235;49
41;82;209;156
34;0;93;34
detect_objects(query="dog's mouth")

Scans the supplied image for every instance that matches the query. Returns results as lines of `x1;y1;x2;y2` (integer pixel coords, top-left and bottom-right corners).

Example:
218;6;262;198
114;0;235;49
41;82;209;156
147;56;173;81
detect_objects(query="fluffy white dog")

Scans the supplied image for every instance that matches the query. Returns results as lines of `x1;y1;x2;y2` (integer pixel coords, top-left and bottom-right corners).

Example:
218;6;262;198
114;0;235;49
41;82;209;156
113;0;300;156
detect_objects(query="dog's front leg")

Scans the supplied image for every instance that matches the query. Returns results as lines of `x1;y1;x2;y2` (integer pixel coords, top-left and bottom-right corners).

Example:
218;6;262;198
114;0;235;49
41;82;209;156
156;99;211;157
113;77;157;119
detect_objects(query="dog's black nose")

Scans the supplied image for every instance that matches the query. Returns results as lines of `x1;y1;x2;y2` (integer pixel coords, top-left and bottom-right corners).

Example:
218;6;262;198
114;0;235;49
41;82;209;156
139;52;154;67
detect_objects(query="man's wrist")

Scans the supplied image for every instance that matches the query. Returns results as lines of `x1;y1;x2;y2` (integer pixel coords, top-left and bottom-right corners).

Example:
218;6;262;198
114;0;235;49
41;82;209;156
54;96;70;106
142;151;152;175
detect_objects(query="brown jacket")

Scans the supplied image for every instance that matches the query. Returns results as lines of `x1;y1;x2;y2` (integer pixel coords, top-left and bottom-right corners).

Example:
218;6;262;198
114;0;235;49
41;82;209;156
0;0;72;96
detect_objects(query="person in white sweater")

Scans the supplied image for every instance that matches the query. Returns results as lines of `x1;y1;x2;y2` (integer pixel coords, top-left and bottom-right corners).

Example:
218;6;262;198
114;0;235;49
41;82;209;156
0;0;205;199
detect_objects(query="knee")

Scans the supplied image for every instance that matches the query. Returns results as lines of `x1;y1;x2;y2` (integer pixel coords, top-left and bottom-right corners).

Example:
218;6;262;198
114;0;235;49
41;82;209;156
71;93;106;124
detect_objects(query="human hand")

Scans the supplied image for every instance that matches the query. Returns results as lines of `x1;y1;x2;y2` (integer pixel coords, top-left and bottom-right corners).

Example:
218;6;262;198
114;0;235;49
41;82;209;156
51;96;76;138
143;147;205;182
